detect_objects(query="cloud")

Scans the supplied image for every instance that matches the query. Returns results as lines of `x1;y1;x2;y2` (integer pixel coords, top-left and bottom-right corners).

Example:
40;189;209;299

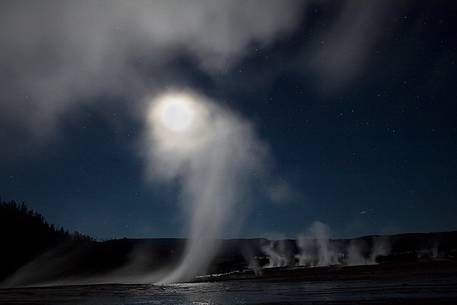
0;0;304;143
0;0;407;148
268;179;300;204
302;0;397;91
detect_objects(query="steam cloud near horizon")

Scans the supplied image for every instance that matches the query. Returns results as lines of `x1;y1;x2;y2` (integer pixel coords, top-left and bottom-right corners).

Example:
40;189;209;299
261;221;392;269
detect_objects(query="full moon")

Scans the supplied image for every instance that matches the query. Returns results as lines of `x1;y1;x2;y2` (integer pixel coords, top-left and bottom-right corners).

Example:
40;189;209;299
147;90;215;155
160;100;194;132
151;93;197;133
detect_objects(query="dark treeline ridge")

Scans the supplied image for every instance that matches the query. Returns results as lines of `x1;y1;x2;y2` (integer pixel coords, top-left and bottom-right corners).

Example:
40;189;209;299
0;200;93;281
0;199;185;286
1;199;457;287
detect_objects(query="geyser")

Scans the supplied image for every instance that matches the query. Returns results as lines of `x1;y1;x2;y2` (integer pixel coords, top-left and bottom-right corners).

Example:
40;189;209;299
144;90;266;283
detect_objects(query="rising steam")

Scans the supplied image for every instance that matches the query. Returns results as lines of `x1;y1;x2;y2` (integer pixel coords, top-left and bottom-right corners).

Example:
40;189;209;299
260;221;393;270
143;90;266;283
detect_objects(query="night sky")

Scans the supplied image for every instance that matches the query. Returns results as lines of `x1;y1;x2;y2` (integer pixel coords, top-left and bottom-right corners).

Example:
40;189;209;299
1;1;456;239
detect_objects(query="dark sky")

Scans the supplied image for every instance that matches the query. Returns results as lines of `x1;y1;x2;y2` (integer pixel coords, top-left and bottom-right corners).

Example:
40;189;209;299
1;1;456;239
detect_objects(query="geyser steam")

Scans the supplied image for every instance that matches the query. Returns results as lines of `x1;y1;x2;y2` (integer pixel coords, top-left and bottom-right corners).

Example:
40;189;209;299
144;90;265;283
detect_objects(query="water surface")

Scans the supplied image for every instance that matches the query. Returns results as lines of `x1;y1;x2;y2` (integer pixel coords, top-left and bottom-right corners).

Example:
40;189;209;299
1;276;457;305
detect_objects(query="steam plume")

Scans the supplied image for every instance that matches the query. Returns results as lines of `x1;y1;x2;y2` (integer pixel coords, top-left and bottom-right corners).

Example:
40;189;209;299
306;221;340;266
261;240;290;268
143;90;266;283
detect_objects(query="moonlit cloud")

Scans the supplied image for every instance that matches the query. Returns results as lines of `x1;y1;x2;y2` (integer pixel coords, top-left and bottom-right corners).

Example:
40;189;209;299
0;0;404;148
303;0;396;91
0;0;304;145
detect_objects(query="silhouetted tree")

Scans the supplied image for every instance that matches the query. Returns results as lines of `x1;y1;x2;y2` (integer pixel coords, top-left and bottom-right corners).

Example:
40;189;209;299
0;199;94;281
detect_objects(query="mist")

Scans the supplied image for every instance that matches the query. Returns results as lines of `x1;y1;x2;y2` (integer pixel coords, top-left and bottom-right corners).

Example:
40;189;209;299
261;239;291;268
260;221;393;269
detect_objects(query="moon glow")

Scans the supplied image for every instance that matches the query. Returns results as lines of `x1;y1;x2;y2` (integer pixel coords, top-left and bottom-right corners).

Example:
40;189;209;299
147;91;212;155
155;94;196;133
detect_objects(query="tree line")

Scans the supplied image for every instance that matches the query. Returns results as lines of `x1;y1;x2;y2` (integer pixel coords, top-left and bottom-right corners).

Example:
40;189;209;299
0;199;94;281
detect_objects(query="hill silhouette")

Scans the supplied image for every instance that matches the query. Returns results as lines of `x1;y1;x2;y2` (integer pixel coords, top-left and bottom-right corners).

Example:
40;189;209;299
1;199;456;287
0;200;92;282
